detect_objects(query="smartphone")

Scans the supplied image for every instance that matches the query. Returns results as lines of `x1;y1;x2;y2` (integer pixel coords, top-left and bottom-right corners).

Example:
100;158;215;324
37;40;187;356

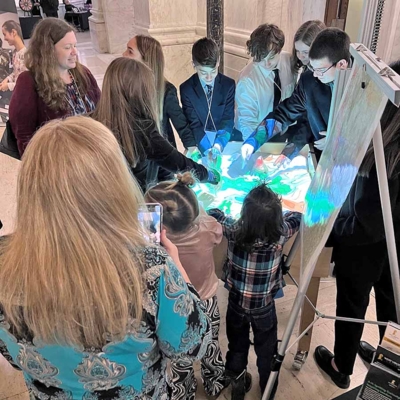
138;203;163;245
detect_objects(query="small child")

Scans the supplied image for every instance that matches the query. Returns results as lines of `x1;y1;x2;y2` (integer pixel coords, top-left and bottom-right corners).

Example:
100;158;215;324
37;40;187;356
145;172;228;400
208;183;302;400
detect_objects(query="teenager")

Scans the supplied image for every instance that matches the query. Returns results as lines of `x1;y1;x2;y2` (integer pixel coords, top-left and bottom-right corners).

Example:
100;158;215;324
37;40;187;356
241;28;351;162
235;24;295;142
315;61;400;389
123;35;196;150
180;37;236;158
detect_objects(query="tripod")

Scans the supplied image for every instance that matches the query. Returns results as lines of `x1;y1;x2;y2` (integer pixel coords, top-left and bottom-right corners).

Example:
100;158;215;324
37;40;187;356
262;44;400;400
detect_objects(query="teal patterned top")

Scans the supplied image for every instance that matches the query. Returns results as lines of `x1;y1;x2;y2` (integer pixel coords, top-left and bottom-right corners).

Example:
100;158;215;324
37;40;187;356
0;246;211;399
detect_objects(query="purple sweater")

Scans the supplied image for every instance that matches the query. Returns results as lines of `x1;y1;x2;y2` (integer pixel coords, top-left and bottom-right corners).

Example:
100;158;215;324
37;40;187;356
9;67;101;156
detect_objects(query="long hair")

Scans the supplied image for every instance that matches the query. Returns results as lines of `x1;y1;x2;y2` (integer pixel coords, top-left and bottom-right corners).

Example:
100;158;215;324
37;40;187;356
2;20;23;42
0;117;147;347
291;20;326;74
92;57;158;167
360;60;400;179
135;35;166;125
236;183;283;251
145;172;200;234
24;18;89;111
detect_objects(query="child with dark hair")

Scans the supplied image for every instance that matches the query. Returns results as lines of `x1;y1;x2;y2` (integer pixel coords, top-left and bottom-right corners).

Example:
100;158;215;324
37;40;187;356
208;184;302;400
180;37;238;160
145;172;228;400
242;27;351;163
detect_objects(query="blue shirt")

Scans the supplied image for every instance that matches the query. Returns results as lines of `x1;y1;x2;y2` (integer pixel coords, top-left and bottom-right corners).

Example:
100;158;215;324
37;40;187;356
0;246;210;399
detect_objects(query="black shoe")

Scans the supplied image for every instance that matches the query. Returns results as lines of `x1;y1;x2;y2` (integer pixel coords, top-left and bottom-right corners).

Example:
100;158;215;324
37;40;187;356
208;376;232;399
227;370;253;400
314;346;350;389
358;341;376;364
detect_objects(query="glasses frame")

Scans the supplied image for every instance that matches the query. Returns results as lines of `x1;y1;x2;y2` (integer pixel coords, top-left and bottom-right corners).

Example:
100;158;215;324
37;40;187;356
309;62;337;76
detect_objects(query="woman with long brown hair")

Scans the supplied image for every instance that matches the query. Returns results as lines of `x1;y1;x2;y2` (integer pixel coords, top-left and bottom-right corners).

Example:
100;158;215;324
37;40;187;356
9;18;100;156
92;57;218;191
123;35;196;150
0;116;210;399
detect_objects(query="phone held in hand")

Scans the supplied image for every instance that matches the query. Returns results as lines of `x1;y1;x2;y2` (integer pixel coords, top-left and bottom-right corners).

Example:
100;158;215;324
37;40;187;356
138;203;163;245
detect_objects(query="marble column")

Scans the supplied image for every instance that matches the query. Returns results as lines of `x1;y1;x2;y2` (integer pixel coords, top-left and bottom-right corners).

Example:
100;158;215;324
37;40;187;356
207;0;224;72
89;0;109;53
131;0;198;88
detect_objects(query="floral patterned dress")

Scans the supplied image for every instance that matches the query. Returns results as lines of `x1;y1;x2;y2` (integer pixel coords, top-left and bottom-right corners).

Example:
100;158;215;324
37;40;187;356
0;246;211;399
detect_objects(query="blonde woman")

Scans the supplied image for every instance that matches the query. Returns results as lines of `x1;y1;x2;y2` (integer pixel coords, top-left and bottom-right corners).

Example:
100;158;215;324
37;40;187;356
9;18;101;156
0;116;210;399
123;35;196;150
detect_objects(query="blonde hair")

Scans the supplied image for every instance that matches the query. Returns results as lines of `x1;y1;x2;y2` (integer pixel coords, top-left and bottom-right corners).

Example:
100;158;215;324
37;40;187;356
0;116;147;347
145;172;199;234
92;57;158;167
25;18;90;111
135;35;166;125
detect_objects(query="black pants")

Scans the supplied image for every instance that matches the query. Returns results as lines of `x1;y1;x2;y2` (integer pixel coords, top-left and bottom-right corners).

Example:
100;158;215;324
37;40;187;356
333;242;398;375
45;11;58;18
225;299;278;395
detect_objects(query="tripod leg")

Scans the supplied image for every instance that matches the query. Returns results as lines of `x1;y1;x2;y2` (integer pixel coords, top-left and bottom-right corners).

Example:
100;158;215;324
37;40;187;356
292;277;320;370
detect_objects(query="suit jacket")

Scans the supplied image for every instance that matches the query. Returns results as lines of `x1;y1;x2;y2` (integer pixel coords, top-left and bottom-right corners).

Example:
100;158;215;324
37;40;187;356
180;73;236;154
162;81;196;149
244;70;331;154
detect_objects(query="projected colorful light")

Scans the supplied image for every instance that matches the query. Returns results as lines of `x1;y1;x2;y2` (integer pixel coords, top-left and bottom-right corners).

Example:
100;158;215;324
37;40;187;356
190;143;313;219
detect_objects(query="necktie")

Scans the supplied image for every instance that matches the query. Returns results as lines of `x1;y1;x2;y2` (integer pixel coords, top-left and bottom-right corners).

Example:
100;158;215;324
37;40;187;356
206;84;213;102
273;69;281;110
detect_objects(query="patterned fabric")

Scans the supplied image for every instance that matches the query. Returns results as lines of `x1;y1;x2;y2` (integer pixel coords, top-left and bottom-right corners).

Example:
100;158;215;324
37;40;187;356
208;209;301;310
0;247;211;399
170;295;225;399
7;47;27;91
206;84;213;101
65;80;96;116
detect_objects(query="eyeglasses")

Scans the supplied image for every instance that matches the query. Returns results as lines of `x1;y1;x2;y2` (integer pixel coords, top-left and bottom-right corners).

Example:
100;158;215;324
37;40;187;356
309;62;337;76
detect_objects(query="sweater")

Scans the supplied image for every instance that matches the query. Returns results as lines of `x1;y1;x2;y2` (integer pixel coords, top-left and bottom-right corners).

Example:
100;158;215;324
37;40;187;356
9;68;101;156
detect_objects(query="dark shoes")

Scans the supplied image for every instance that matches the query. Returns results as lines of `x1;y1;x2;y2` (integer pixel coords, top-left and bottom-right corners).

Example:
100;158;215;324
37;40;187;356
226;370;252;400
208;375;232;399
358;341;376;364
314;346;350;389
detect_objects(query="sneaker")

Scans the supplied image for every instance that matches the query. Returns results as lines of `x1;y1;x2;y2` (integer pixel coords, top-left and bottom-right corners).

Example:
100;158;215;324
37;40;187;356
358;341;376;364
314;345;350;389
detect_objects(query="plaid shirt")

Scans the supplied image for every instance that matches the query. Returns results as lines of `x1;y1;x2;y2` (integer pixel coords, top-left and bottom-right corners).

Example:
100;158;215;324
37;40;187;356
208;209;301;310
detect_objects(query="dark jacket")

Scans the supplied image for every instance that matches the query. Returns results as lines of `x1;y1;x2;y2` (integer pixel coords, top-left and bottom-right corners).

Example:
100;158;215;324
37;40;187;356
130;122;209;192
40;0;58;12
180;73;235;154
9;68;101;156
270;70;332;141
162;81;196;149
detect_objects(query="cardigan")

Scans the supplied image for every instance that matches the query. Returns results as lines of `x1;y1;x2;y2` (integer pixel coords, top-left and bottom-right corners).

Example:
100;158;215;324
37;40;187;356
9;67;101;156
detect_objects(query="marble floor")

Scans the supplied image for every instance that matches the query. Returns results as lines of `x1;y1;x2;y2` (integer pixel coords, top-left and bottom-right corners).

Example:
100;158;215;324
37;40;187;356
0;32;381;400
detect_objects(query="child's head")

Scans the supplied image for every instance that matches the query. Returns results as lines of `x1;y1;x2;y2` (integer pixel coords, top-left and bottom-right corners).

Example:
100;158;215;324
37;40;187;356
246;24;285;70
192;37;220;85
2;21;23;47
145;172;199;234
309;28;350;84
237;183;283;250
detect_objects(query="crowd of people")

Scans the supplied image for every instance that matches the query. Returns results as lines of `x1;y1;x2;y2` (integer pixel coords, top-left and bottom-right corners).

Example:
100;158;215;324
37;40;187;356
0;14;400;400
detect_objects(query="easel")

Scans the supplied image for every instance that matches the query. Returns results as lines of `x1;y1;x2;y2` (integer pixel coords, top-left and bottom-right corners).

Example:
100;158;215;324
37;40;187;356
262;44;400;400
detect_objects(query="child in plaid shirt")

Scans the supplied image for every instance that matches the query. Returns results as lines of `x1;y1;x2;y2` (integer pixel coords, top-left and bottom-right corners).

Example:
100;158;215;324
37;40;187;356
208;183;301;400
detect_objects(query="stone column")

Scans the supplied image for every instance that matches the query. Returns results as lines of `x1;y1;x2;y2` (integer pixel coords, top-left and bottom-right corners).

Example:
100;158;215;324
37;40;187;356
207;0;224;72
89;0;109;53
131;0;198;88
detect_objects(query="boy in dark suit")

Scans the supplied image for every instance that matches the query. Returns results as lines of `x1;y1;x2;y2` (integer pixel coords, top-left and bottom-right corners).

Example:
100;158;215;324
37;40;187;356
180;37;236;159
